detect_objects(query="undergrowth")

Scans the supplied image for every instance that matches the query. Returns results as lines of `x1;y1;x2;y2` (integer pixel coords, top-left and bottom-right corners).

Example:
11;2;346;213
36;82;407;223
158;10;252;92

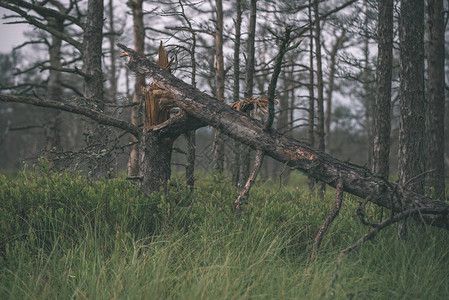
1;166;449;299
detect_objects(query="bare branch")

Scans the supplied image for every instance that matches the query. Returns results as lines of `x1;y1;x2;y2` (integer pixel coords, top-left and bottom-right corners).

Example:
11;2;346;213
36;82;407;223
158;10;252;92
8;0;84;29
310;178;344;264
0;94;140;138
0;1;83;52
40;65;89;78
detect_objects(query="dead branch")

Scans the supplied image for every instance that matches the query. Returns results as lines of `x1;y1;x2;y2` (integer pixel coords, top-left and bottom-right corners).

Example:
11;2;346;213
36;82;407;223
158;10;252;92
0;94;141;138
7;0;84;29
40;66;89;78
0;1;83;52
234;149;264;210
310;178;344;264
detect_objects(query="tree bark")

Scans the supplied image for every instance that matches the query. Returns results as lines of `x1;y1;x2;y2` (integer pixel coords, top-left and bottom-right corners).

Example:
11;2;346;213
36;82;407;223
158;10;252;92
398;0;425;194
128;0;145;177
118;43;449;230
425;0;446;200
372;0;393;179
140;132;174;196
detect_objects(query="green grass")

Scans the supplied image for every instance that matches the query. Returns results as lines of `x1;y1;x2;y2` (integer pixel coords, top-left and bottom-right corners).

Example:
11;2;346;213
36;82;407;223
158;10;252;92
1;166;449;299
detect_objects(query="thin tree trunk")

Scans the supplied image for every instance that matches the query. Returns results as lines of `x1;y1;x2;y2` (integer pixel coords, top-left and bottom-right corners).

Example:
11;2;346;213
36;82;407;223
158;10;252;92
325;30;345;151
372;0;393;179
307;1;315;192
83;0;104;104
83;0;105;176
313;0;326;197
425;0;446;200
176;1;198;190
45;17;64;166
184;41;196;190
108;0;118;102
231;0;242;187
128;0;145;177
398;0;425;195
239;0;257;191
212;0;225;173
362;35;373;171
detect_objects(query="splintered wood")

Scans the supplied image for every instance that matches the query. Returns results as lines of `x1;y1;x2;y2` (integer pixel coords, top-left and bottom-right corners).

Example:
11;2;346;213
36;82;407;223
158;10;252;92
230;95;278;118
144;41;174;131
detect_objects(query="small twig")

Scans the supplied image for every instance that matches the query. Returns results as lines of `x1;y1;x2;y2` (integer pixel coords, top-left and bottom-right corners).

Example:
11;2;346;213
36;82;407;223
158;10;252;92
310;178;344;264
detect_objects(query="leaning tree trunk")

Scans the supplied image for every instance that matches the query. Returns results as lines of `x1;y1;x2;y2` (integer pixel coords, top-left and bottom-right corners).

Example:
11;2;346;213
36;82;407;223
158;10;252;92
325;30;346;151
118;43;449;230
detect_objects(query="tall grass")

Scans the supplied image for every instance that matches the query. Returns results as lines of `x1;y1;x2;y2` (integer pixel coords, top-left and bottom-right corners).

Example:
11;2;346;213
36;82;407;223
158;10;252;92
1;166;449;299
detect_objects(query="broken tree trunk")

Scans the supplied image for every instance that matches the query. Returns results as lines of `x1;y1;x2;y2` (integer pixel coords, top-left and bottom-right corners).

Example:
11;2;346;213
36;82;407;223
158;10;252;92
140;42;176;194
118;43;449;230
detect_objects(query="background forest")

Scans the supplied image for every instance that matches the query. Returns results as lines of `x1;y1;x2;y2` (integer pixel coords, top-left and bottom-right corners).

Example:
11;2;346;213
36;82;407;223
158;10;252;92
1;0;449;298
1;0;447;191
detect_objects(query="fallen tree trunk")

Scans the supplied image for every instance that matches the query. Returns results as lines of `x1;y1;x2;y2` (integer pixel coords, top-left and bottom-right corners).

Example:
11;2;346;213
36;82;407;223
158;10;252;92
118;43;449;230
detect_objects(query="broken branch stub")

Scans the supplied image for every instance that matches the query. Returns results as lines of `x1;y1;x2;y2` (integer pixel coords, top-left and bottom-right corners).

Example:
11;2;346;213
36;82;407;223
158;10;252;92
144;42;174;131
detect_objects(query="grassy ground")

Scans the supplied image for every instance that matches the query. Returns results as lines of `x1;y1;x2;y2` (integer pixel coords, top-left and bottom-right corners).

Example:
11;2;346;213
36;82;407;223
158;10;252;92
1;166;449;299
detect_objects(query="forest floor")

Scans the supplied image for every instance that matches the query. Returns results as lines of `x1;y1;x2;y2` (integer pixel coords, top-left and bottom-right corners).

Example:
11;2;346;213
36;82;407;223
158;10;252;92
1;165;449;299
